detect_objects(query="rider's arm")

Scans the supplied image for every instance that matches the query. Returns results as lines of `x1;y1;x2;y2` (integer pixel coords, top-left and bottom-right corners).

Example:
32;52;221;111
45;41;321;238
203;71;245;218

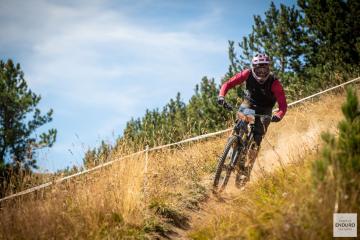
271;79;287;119
219;69;251;97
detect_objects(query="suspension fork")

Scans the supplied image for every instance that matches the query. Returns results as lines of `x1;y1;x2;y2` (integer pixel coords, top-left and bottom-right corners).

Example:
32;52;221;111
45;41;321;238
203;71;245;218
246;124;255;148
236;124;255;169
229;121;249;170
229;138;241;169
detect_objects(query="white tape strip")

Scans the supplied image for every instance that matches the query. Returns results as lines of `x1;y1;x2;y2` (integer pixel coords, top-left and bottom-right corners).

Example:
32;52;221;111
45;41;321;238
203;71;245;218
149;129;231;152
287;77;360;107
1;76;359;203
0;151;144;202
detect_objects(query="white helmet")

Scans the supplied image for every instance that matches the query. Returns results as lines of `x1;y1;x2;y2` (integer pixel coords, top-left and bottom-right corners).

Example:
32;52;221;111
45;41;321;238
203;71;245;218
251;53;270;84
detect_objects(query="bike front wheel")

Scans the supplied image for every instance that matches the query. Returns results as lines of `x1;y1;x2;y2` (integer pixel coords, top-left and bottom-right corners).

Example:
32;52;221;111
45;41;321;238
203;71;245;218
213;136;240;192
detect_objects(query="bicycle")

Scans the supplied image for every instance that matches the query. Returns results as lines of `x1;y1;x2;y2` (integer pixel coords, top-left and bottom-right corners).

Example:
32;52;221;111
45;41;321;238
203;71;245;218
213;101;271;192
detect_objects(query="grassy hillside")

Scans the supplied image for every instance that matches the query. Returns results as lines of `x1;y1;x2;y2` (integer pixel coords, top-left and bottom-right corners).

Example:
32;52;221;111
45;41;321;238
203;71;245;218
0;87;358;239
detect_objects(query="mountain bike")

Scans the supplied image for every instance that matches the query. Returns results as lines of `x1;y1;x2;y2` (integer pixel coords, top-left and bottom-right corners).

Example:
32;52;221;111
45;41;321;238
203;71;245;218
213;101;271;192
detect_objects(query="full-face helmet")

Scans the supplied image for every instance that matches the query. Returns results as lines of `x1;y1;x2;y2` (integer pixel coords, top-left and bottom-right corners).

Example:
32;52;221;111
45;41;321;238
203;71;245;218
251;53;270;84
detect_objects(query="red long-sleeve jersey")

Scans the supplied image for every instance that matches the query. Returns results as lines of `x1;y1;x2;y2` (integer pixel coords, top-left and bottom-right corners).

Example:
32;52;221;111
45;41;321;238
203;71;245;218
219;69;287;119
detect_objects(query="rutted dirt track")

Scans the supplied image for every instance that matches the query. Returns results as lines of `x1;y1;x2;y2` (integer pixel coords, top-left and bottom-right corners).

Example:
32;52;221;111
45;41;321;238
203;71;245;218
173;89;356;239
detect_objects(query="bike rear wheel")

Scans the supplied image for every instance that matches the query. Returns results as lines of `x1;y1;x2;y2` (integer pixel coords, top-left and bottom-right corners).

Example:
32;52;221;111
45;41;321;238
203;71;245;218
213;136;240;192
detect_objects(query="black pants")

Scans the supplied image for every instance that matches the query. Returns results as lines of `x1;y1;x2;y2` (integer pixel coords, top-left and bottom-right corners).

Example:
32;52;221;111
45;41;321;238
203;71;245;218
253;107;272;146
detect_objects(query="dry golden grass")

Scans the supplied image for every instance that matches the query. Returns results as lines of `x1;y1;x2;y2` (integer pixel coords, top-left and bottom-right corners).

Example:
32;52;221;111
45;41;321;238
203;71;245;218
0;153;147;239
0;86;358;239
0;133;227;239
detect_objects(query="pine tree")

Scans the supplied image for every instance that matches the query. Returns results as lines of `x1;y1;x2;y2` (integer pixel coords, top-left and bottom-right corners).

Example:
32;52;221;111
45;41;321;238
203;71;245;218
0;59;57;196
238;34;256;71
237;2;308;77
187;77;232;135
298;0;360;69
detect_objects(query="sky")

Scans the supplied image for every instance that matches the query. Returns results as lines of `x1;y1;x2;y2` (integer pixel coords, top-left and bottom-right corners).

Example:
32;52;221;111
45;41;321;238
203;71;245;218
0;0;296;172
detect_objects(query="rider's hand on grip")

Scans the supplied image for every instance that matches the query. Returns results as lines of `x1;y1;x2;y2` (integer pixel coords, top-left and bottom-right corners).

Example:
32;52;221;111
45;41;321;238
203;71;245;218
271;115;281;122
217;96;225;106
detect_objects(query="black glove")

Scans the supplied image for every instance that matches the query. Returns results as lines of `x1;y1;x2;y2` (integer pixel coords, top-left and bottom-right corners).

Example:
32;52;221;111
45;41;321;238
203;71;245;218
217;96;225;105
271;115;281;122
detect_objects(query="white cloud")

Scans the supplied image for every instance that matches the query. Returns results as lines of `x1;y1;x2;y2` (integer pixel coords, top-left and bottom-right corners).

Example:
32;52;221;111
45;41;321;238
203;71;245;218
18;1;223;90
20;0;226;116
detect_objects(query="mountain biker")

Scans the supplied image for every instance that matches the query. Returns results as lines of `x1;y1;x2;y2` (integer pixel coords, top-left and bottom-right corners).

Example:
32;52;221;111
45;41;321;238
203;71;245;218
217;53;287;164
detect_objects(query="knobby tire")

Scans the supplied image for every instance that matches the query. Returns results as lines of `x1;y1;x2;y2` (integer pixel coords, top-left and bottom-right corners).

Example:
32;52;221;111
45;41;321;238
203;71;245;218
213;135;239;192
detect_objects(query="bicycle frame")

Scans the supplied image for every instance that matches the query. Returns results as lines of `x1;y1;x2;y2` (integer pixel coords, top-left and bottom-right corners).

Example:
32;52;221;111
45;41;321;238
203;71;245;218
228;119;255;172
212;101;272;191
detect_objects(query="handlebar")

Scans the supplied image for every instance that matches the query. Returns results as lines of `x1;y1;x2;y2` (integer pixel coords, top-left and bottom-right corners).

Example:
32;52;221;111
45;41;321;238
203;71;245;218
254;114;272;119
223;101;234;111
221;101;272;120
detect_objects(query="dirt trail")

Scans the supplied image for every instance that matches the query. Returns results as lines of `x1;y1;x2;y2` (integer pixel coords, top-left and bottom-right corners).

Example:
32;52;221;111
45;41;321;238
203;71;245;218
172;90;352;239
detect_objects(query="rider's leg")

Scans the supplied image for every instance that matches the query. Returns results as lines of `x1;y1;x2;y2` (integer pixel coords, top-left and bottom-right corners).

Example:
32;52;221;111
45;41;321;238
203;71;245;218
250;115;271;164
253;109;272;146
